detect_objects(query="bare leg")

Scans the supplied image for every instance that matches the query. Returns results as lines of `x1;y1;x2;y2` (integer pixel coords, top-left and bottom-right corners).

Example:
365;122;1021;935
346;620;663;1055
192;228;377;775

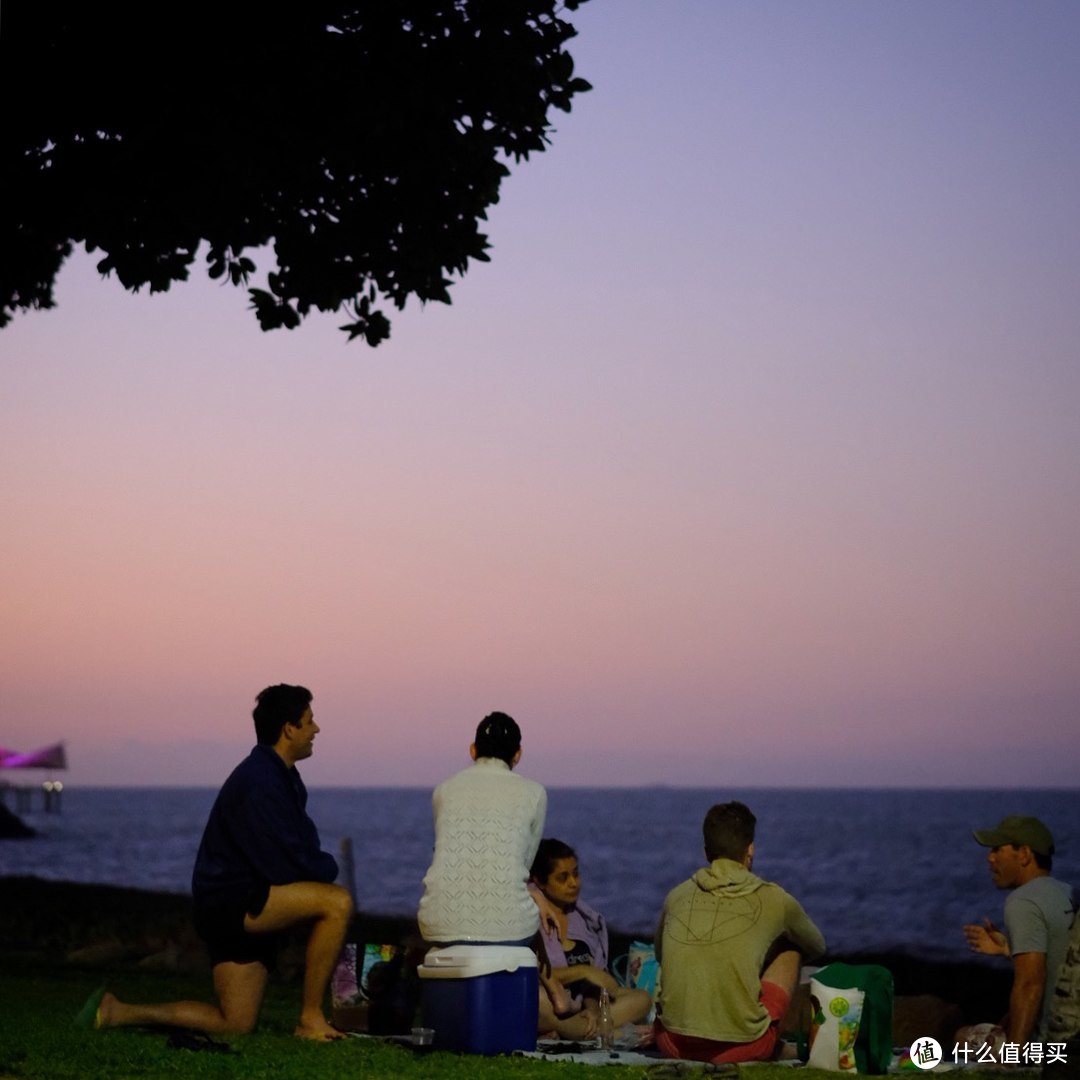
98;960;268;1034
760;948;802;1059
98;880;353;1040
537;986;561;1037
760;948;801;1000
246;881;354;1040
611;987;652;1026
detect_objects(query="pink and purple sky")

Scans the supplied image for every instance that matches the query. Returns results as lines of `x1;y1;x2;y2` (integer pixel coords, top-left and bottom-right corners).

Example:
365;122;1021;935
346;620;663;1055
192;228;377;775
3;2;1078;788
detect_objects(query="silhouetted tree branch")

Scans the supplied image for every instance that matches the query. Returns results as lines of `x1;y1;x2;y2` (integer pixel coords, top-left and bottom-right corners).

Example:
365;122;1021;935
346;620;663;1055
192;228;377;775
1;1;590;345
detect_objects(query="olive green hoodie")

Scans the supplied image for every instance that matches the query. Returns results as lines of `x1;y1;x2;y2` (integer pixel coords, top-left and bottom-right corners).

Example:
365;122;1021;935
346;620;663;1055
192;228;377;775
656;858;825;1044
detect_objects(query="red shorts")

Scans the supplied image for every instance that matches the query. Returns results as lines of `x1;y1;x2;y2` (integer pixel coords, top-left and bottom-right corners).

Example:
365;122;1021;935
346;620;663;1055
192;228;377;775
654;979;790;1064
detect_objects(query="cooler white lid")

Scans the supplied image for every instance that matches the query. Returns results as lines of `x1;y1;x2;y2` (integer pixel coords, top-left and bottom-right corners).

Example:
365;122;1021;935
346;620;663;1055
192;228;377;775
419;945;538;979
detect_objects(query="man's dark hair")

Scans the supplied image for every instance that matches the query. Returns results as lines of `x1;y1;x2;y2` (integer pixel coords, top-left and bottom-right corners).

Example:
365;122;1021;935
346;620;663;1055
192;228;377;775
474;711;521;766
252;684;313;745
531;838;577;884
703;801;757;862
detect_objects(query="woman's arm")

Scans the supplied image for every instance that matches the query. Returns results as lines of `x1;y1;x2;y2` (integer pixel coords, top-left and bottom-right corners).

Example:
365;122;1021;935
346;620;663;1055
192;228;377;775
528;883;561;935
549;963;620;995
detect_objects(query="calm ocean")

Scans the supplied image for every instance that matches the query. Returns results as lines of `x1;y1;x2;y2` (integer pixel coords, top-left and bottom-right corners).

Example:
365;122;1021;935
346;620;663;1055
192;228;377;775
4;787;1077;963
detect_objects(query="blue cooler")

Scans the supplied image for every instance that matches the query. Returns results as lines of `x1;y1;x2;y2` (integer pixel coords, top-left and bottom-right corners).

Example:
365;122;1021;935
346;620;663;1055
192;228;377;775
419;945;538;1054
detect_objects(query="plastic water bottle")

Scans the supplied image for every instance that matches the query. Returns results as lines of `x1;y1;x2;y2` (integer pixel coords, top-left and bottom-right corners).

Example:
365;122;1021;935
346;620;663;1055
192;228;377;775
598;987;615;1050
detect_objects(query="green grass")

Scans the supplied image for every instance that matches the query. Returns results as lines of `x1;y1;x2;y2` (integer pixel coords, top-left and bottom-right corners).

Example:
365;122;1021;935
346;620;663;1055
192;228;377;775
0;950;1033;1080
0;952;745;1080
0;953;626;1080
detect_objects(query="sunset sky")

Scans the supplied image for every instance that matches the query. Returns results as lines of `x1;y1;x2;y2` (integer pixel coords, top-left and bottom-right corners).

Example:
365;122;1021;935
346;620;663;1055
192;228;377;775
3;2;1078;788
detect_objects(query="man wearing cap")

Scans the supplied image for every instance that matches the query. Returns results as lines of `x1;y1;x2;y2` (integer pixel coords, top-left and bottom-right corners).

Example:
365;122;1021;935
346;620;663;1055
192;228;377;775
963;815;1076;1047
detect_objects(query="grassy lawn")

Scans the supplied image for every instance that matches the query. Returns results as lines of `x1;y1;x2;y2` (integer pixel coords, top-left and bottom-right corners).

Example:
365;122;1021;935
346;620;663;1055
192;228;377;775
0;882;1037;1080
2;953;559;1080
0;949;1032;1080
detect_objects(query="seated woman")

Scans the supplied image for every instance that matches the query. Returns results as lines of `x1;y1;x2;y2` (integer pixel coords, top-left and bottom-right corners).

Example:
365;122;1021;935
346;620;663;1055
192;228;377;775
531;838;652;1039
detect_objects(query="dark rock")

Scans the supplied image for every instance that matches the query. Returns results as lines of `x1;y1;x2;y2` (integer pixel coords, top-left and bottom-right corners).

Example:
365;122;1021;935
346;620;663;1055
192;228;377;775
0;803;36;839
893;994;965;1047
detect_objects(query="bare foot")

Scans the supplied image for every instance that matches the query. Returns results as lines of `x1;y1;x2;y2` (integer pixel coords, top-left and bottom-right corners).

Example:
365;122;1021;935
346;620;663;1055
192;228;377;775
96;991;118;1029
294;1018;346;1041
775;1039;800;1060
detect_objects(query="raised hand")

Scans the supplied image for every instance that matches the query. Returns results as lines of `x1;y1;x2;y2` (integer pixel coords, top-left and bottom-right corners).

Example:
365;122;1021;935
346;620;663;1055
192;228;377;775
962;917;1009;956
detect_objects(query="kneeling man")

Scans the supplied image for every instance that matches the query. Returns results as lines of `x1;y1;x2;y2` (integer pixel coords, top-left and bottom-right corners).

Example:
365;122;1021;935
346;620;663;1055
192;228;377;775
654;800;825;1064
90;684;353;1040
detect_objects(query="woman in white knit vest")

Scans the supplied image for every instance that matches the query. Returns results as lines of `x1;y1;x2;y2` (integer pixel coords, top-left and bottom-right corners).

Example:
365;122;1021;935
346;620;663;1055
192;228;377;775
417;712;547;945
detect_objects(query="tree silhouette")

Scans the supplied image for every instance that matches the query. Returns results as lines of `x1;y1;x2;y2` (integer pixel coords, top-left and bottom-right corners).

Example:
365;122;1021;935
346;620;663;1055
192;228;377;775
1;1;590;345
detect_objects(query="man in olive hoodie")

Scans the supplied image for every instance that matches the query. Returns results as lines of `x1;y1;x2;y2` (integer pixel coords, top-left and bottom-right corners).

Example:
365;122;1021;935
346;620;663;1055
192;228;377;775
654;801;826;1064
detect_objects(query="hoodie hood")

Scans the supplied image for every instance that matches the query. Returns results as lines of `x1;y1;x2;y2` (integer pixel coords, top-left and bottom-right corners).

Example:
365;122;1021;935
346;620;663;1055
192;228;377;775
691;857;765;897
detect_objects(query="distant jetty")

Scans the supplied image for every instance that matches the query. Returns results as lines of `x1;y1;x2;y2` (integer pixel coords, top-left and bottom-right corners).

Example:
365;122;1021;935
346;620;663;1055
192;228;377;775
0;741;67;833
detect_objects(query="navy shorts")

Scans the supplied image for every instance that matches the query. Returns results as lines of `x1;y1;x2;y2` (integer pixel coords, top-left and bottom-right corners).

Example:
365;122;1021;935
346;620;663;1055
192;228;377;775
193;883;279;969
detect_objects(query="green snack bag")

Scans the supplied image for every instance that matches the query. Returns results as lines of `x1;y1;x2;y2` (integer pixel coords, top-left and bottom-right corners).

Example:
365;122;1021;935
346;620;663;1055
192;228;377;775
814;962;894;1074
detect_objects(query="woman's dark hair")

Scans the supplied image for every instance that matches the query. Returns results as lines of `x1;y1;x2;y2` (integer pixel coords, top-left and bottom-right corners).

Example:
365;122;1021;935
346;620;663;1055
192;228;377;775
252;684;312;745
474;711;521;765
530;837;577;883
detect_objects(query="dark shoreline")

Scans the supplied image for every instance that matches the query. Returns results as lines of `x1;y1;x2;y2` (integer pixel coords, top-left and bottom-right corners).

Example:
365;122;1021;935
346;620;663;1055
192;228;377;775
2;874;1011;1035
